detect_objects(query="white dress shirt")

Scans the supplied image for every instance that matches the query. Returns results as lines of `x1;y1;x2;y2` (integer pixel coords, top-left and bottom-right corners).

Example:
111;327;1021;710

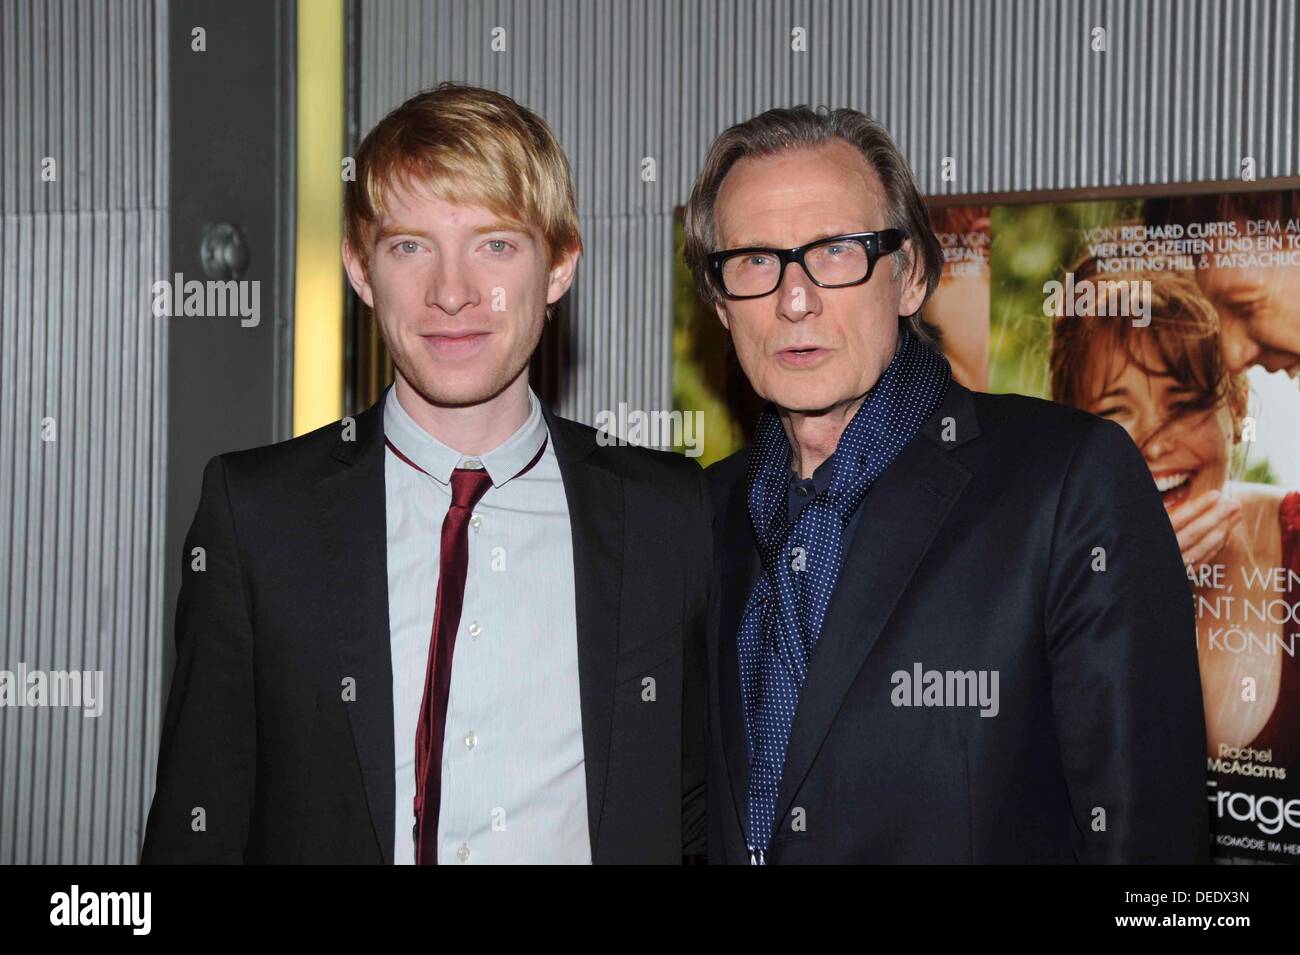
384;384;590;864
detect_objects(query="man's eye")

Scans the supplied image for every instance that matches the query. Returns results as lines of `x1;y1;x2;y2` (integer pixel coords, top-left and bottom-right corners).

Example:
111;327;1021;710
394;240;421;255
485;239;514;254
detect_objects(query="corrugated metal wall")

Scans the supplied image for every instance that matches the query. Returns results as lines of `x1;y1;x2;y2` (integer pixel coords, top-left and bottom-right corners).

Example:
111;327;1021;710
0;0;168;862
355;0;1300;424
3;0;1298;866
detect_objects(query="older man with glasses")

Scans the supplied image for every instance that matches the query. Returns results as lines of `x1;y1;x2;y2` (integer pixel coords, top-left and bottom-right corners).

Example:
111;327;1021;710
685;105;1210;865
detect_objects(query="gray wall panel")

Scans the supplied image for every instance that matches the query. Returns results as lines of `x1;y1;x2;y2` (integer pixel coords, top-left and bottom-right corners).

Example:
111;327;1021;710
354;0;1300;424
0;0;168;863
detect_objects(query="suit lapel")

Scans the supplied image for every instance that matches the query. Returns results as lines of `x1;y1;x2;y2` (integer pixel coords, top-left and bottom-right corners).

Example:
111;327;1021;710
771;381;979;830
717;472;758;843
315;396;396;864
542;405;623;861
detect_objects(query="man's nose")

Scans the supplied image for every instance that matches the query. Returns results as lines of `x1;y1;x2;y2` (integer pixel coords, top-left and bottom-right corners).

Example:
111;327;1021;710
775;262;821;322
425;255;478;314
1219;315;1259;374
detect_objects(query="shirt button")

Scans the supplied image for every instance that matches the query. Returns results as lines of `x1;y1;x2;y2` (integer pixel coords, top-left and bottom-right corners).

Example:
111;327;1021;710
468;621;481;638
796;485;809;497
463;457;482;470
464;731;478;750
456;843;470;863
470;514;481;529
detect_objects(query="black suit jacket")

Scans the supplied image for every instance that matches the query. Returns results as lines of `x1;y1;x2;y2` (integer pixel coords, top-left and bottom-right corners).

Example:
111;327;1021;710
706;381;1211;863
142;394;709;864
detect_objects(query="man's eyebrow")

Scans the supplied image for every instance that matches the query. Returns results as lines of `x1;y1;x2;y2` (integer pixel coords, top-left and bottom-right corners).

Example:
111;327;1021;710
470;221;532;236
726;228;868;248
1095;386;1131;400
372;221;534;243
373;223;433;243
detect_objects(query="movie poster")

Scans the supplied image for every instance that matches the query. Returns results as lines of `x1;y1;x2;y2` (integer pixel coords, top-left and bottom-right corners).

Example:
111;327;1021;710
984;189;1300;863
670;190;1300;862
924;206;991;392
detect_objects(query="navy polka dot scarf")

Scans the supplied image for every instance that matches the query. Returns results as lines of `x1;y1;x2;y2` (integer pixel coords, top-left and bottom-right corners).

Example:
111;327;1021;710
737;328;951;862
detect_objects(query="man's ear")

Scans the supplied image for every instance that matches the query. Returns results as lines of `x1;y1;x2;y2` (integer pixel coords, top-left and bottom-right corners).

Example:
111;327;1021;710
714;301;731;331
896;239;928;317
545;245;581;305
341;239;375;308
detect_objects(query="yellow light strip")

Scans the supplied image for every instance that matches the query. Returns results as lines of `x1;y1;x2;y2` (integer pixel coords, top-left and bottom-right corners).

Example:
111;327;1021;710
293;0;345;434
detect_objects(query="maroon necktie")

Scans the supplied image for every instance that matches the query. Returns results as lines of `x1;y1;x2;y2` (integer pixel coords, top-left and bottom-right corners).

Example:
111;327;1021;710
386;435;546;865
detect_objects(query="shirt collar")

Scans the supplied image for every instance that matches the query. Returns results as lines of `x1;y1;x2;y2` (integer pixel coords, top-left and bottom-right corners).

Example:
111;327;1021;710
383;384;549;489
790;455;836;493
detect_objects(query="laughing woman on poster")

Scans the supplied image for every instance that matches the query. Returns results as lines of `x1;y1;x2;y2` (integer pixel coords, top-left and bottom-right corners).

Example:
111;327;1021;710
1050;266;1300;766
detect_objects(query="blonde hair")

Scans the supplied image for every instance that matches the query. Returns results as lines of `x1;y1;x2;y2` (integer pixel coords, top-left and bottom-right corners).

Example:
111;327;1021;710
344;82;582;273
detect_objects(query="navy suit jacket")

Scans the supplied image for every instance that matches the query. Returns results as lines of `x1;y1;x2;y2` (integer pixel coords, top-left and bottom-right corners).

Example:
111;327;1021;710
706;380;1210;863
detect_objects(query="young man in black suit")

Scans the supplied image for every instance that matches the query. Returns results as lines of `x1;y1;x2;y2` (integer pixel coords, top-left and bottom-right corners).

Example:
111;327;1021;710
142;84;707;864
684;106;1209;864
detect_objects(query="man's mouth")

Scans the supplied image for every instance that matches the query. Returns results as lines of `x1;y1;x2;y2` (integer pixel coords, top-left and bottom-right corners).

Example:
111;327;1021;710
776;345;829;367
421;331;490;359
1152;469;1195;509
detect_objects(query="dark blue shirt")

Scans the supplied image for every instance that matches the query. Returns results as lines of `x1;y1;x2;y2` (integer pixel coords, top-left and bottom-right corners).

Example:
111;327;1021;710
787;456;868;543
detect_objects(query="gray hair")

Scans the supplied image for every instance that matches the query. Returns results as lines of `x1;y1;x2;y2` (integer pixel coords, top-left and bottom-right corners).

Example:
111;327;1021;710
683;105;943;346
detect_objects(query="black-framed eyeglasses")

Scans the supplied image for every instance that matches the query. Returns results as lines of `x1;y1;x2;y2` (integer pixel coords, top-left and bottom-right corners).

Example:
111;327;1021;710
706;228;906;300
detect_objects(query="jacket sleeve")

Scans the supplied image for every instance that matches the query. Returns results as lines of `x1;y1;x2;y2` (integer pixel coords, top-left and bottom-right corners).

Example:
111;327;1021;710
681;462;711;860
140;455;256;863
1043;417;1210;863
